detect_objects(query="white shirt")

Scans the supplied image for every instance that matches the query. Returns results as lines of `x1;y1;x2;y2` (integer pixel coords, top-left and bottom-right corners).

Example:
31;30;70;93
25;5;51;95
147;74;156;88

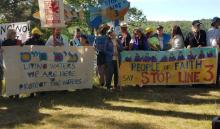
70;38;80;47
207;27;220;48
172;35;184;49
159;37;163;50
46;35;69;47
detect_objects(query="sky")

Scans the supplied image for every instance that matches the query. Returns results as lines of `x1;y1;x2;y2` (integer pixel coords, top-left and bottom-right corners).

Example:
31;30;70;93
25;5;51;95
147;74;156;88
129;0;220;21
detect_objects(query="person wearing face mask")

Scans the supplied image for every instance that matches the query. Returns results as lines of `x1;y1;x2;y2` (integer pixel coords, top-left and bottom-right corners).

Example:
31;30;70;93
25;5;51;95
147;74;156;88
185;20;207;49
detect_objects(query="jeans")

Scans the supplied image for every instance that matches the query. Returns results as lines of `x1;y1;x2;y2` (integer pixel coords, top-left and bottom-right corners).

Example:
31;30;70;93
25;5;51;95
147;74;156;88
105;60;119;89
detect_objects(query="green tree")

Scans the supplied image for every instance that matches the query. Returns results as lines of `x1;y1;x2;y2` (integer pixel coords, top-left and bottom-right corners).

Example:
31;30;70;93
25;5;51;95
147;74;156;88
127;7;147;32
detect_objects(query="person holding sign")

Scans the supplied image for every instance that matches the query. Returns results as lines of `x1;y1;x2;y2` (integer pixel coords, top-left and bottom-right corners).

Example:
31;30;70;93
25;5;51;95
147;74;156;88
185;20;207;49
94;24;110;86
152;25;171;51
25;27;45;46
2;29;22;46
80;34;90;46
2;29;22;99
130;28;149;51
207;17;220;86
105;29;123;90
146;27;161;51
169;25;185;50
70;28;81;47
118;23;131;51
46;28;68;47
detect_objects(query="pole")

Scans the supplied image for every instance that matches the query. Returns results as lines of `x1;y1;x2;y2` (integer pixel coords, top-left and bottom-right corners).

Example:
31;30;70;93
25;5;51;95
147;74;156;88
52;28;56;46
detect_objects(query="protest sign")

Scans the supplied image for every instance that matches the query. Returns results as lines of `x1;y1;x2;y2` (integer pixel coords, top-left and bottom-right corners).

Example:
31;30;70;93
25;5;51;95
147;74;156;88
38;0;65;28
3;46;95;96
120;48;218;85
0;22;30;43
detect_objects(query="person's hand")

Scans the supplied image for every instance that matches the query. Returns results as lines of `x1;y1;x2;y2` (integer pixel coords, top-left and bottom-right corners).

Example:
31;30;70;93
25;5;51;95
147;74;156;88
20;43;24;47
187;45;191;49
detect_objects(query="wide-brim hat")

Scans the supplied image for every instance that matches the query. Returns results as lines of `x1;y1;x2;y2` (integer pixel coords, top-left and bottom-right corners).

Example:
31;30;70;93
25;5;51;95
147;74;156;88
99;24;110;32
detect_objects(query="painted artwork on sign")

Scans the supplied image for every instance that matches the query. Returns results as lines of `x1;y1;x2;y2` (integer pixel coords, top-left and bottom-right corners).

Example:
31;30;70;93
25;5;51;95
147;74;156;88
3;46;95;96
38;0;65;28
120;48;218;86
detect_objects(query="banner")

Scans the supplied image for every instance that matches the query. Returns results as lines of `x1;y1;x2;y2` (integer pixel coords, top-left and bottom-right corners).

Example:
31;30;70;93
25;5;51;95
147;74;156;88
120;48;218;86
3;46;95;96
38;0;65;28
0;22;30;43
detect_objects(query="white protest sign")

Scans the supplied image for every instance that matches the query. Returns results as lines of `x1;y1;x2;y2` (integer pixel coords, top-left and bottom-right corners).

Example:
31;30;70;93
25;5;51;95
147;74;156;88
38;0;65;28
0;22;30;43
3;46;95;96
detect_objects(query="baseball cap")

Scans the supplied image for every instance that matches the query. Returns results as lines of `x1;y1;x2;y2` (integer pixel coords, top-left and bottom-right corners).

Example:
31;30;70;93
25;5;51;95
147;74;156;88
31;27;43;35
211;17;220;25
145;27;153;33
192;20;202;26
157;25;164;30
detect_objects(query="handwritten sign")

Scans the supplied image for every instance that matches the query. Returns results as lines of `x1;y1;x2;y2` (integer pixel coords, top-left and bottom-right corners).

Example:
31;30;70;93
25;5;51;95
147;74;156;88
3;46;95;96
88;0;130;28
0;22;30;43
38;0;65;28
120;48;218;85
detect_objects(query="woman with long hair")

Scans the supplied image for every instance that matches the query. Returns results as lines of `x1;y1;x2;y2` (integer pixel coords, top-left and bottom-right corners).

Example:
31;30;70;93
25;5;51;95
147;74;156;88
170;25;185;50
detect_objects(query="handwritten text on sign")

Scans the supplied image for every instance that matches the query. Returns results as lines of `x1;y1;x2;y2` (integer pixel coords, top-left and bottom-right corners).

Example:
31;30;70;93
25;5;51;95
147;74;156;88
0;22;30;43
120;48;218;85
3;46;95;96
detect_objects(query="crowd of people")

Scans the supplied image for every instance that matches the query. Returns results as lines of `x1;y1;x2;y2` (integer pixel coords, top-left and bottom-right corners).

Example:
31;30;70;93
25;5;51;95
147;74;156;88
0;17;220;97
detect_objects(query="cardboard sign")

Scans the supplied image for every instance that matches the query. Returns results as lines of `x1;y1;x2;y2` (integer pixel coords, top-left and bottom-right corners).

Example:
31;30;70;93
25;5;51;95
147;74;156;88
0;22;30;43
38;0;65;28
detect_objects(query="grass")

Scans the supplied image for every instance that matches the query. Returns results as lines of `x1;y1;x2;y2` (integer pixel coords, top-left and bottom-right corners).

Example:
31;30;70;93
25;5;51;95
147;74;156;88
0;86;220;129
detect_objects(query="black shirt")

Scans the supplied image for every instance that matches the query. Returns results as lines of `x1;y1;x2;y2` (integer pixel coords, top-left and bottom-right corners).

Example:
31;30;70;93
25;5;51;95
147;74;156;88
25;36;45;46
138;37;145;50
184;30;207;48
118;32;131;50
2;39;18;46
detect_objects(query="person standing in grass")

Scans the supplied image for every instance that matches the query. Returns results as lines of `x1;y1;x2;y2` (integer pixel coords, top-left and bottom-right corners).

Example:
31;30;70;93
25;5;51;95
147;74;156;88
2;29;22;99
104;29;123;90
93;24;110;87
207;17;220;86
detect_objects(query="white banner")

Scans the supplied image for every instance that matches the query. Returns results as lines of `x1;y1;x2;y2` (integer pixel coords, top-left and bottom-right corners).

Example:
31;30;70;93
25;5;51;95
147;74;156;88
3;46;95;96
0;22;30;43
38;0;65;28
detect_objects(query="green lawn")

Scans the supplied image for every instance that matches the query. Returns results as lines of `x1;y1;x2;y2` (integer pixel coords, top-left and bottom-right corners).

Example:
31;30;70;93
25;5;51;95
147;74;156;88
0;86;220;129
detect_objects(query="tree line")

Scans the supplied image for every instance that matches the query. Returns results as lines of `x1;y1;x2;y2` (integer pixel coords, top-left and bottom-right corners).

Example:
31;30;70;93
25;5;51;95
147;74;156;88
0;0;212;39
